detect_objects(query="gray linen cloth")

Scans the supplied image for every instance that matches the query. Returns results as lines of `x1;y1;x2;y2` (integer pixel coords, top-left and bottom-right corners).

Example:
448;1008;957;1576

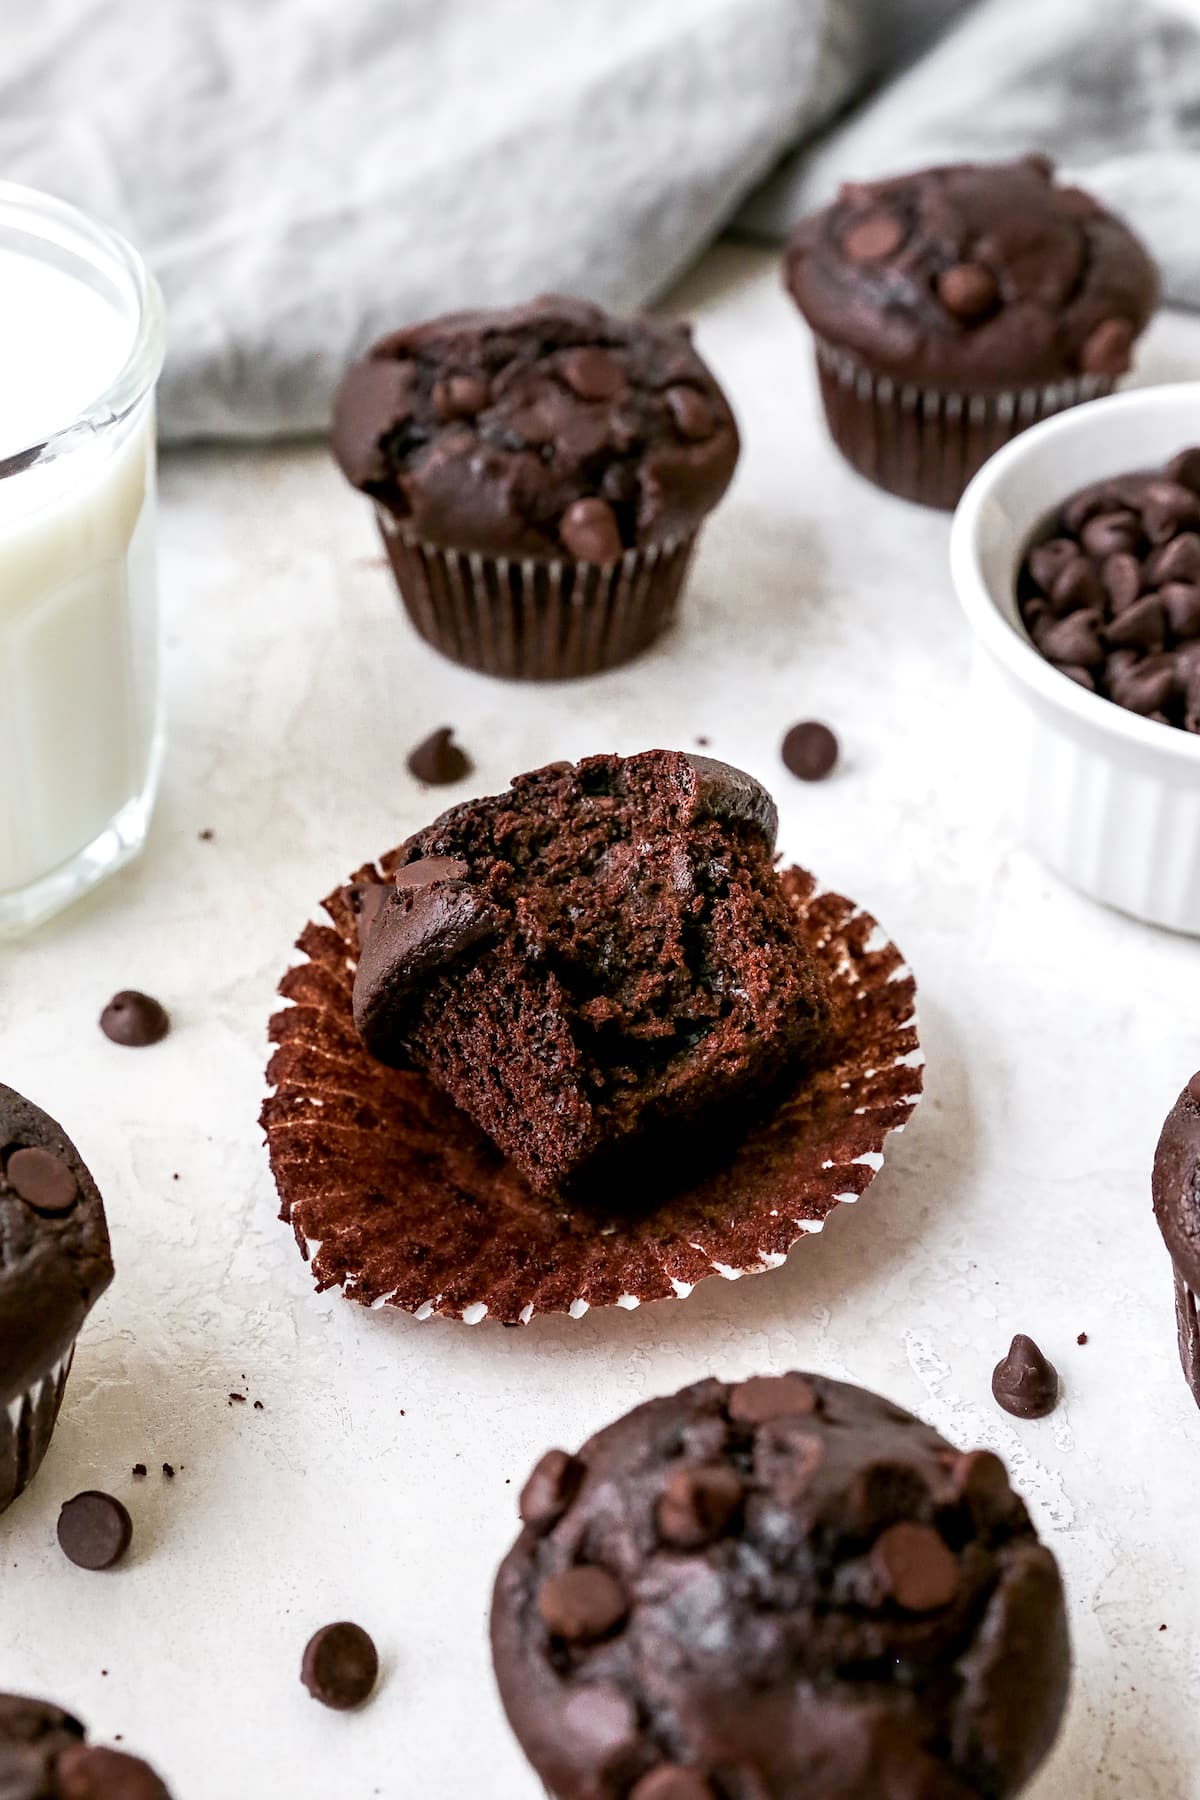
2;0;1195;441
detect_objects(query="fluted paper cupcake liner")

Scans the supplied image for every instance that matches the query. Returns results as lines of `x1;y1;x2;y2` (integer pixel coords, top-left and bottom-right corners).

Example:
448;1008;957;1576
1;1347;74;1514
814;338;1114;511
263;850;922;1325
375;508;696;680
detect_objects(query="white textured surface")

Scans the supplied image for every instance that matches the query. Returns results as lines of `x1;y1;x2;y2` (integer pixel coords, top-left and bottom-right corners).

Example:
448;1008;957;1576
3;244;1200;1798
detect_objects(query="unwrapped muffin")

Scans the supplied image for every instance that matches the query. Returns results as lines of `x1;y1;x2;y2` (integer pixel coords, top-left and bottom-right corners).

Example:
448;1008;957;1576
331;296;739;679
492;1374;1069;1798
352;752;830;1195
785;154;1159;509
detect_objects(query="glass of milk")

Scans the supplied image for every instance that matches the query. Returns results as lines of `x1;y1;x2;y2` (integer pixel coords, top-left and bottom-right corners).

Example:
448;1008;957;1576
0;182;166;936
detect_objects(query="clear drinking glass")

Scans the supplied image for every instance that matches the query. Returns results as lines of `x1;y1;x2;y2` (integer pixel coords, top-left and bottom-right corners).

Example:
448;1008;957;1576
0;181;166;936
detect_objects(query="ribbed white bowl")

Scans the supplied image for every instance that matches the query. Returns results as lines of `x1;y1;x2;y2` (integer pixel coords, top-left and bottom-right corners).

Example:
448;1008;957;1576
950;383;1200;935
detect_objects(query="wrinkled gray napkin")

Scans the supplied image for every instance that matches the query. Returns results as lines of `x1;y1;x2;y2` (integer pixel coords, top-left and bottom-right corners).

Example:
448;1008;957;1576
3;0;1196;441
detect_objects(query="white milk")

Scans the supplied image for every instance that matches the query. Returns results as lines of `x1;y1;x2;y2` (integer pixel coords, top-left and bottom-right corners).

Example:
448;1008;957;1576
0;190;164;930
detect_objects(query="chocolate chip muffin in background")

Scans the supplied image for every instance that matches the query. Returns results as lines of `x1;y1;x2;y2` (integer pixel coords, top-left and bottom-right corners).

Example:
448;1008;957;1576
1018;447;1200;730
331;296;739;680
492;1373;1069;1800
1152;1073;1200;1409
352;751;830;1196
785;154;1160;510
0;1084;113;1515
0;1693;171;1798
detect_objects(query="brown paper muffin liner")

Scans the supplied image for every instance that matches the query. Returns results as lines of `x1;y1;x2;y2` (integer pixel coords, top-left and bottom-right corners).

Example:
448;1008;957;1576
262;862;921;1325
814;338;1114;511
375;507;696;681
1;1347;74;1514
1172;1267;1200;1407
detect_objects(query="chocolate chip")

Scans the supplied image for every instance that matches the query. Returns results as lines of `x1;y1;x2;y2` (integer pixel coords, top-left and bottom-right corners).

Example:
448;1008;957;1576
992;1334;1059;1419
1049;556;1104;615
57;1491;133;1570
936;262;997;320
1147;531;1200;585
519;1449;584;1531
559;497;624;563
4;1146;78;1216
56;1743;171;1800
349;882;390;949
1023;150;1055;179
1111;652;1175;716
871;1521;959;1612
99;991;170;1047
843;210;905;263
1105;595;1165;653
947;1449;1012;1523
663;385;715;441
537;1566;628;1642
1187;1071;1200;1105
406;727;473;786
781;721;838;782
560;1685;639;1772
1167;447;1200;493
394;856;470;890
1160;582;1200;637
301;1621;379;1709
1027;538;1077;595
433;374;488;421
560;346;626;401
1055;663;1096;691
1100;551;1142;614
1035;609;1104;669
631;1769;716;1800
1081;510;1140;559
1142;480;1200;545
1080;317;1135;375
656;1466;743;1549
729;1374;817;1425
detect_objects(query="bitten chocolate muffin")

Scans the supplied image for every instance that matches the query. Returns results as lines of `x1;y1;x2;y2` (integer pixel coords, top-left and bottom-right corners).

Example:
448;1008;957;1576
0;1084;113;1514
492;1374;1069;1800
0;1693;171;1797
785;154;1159;509
331;296;739;678
353;752;830;1196
1018;447;1200;730
1152;1074;1200;1408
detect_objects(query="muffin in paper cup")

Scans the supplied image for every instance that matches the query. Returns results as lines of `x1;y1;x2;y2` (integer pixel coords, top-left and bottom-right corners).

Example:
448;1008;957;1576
0;1084;113;1512
786;154;1159;510
332;296;738;681
262;856;921;1325
1152;1074;1200;1410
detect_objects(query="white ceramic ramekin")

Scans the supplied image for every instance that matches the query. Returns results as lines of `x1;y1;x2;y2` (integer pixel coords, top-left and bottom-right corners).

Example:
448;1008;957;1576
950;382;1200;936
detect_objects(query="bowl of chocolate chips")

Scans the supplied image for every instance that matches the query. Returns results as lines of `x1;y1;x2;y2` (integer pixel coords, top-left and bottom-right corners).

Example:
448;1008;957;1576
950;381;1200;934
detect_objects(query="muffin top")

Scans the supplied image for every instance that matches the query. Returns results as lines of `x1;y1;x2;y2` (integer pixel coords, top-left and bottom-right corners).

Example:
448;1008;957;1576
1153;1075;1200;1289
0;1693;170;1798
330;296;739;558
0;1084;113;1404
785;155;1159;391
491;1373;1069;1800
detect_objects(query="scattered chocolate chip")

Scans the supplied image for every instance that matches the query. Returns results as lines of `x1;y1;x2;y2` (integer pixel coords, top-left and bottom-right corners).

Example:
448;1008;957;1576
406;727;473;787
1080;317;1135;375
992;1334;1059;1418
433;374;488;421
656;1466;743;1549
57;1492;133;1571
131;1464;147;1479
99;991;170;1047
1076;1332;1089;1346
781;721;838;782
537;1566;628;1642
3;1146;78;1216
937;262;997;320
843;210;905;263
871;1520;959;1612
519;1449;584;1531
729;1374;817;1424
631;1769;716;1800
301;1621;380;1710
560;346;626;402
664;385;715;441
559;496;624;563
161;1464;175;1479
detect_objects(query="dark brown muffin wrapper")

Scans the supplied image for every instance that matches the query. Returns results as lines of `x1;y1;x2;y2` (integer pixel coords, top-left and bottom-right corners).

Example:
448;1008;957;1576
263;853;922;1325
814;338;1115;511
0;1347;74;1515
376;507;696;681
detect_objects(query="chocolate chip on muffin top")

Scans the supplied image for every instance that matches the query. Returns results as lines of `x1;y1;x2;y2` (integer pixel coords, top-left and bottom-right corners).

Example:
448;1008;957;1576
491;1374;1069;1800
331;296;739;558
785;154;1159;391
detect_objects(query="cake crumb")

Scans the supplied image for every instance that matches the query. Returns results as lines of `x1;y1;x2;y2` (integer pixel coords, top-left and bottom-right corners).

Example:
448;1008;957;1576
162;1463;175;1479
131;1463;147;1479
198;828;214;841
253;1400;264;1411
229;1393;246;1405
1076;1332;1088;1345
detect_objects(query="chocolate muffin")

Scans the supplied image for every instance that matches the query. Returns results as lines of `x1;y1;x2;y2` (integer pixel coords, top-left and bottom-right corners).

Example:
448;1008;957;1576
1152;1073;1200;1407
353;752;830;1196
0;1693;171;1797
492;1374;1070;1800
0;1084;113;1514
1018;446;1200;730
331;296;739;678
785;154;1159;509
